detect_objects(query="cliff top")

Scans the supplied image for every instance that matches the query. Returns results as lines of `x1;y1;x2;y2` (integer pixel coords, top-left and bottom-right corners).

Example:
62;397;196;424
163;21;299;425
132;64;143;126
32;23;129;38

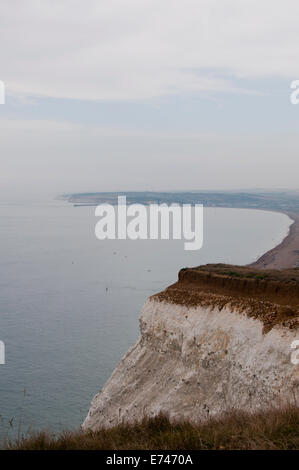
185;263;299;284
152;264;299;333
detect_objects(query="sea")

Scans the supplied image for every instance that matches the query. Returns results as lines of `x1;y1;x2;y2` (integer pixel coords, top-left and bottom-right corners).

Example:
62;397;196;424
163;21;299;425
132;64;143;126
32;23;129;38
0;200;292;440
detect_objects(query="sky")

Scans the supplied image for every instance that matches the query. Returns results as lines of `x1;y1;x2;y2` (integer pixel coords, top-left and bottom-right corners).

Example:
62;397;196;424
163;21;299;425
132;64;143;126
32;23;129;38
0;0;299;200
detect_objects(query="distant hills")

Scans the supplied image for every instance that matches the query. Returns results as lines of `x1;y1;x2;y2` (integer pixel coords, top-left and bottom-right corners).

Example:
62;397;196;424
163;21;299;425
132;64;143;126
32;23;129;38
62;190;299;213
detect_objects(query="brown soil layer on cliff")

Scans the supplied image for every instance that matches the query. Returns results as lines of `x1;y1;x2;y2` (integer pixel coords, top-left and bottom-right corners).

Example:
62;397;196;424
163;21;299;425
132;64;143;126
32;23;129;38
250;212;299;270
152;264;299;333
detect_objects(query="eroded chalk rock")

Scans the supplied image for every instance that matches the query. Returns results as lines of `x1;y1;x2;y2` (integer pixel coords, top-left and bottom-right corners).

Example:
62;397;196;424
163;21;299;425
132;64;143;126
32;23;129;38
83;265;299;431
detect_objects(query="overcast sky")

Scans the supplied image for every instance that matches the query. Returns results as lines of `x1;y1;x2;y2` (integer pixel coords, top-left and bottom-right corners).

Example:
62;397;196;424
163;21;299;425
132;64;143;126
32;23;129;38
0;0;299;200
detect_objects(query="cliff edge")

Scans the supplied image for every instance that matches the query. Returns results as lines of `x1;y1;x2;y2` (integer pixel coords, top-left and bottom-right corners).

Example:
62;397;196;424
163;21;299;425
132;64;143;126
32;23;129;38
83;264;299;431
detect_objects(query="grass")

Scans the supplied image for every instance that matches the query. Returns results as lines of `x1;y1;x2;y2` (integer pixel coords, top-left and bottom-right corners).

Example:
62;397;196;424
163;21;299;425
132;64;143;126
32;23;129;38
193;263;299;283
5;406;299;450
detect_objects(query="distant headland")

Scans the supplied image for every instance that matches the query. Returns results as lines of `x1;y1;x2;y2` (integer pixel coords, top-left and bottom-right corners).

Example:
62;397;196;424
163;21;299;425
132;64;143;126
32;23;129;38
62;190;299;270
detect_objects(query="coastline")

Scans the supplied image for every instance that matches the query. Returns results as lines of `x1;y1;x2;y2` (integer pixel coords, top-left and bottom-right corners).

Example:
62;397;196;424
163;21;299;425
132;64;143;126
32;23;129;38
64;190;299;271
250;212;299;270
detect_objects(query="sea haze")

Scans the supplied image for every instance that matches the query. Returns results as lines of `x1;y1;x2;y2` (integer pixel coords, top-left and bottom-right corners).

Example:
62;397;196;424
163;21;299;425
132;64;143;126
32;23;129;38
0;201;292;438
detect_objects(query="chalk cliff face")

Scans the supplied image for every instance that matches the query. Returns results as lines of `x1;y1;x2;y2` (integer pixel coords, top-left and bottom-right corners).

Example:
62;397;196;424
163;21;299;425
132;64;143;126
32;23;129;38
82;265;299;431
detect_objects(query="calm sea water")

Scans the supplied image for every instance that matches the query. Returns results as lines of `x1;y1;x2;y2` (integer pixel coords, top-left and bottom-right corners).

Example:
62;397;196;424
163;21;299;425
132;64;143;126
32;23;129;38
0;201;291;439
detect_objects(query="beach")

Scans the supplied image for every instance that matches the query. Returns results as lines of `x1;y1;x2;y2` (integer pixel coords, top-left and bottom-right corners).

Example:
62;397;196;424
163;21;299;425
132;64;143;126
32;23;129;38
250;212;299;270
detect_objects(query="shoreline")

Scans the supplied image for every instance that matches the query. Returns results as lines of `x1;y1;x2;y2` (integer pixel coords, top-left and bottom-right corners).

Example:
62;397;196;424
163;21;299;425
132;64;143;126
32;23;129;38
65;194;299;270
250;211;299;270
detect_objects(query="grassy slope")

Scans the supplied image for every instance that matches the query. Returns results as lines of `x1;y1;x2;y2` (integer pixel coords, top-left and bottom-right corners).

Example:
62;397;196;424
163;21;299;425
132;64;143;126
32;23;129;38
7;407;299;450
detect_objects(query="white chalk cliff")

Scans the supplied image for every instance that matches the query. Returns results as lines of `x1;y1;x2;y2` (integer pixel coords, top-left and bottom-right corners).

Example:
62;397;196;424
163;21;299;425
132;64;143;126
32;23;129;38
83;265;299;431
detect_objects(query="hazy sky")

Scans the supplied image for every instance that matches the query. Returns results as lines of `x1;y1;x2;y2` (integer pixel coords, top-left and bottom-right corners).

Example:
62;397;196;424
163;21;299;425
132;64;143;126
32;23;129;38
1;0;299;200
